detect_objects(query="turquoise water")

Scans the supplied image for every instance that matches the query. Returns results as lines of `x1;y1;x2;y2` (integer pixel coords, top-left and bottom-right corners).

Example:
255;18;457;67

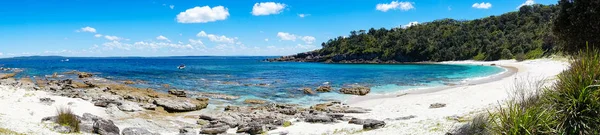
0;56;504;105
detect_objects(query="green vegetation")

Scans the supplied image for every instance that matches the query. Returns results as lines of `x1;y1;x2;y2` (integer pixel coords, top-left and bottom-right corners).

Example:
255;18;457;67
0;128;25;135
56;107;80;132
290;4;559;62
283;121;292;127
553;0;600;53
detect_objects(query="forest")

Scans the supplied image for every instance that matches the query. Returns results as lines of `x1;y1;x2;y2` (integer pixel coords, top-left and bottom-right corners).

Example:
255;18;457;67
270;4;560;62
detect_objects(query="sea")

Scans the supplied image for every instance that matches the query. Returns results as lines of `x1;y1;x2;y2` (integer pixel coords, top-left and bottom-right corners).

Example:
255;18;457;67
0;56;504;105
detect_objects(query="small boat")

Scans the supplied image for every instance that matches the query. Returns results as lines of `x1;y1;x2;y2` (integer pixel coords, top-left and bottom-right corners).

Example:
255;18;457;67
178;64;186;69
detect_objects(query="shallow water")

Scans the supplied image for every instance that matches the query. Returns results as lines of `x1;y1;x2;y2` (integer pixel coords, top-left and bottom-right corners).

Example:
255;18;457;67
0;56;504;105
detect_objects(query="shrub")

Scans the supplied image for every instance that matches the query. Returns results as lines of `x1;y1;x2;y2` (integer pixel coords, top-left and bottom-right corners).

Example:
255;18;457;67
449;114;489;135
473;52;486;61
525;47;545;59
515;53;526;62
56;107;80;132
546;48;600;134
283;121;292;127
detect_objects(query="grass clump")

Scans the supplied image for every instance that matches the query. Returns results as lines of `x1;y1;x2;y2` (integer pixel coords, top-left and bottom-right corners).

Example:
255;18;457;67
283;121;292;127
0;128;25;135
56;107;80;132
450;114;489;135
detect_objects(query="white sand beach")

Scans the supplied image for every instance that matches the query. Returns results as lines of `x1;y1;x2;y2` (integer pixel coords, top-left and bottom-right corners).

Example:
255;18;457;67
269;58;569;135
0;58;569;135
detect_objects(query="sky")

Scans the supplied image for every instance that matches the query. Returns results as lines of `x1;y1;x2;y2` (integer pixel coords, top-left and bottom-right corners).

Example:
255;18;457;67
0;0;558;57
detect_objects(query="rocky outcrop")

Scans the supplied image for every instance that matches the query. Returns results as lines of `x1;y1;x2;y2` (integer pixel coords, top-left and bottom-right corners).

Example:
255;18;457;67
339;85;370;95
349;118;386;130
168;89;187;97
316;85;332;92
153;97;208;112
77;72;93;78
310;102;370;113
122;127;159;135
93;119;120;135
0;73;16;79
199;121;229;134
303;87;316;95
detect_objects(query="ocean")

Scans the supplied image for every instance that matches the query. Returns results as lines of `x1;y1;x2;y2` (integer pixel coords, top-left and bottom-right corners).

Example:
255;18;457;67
0;56;504;105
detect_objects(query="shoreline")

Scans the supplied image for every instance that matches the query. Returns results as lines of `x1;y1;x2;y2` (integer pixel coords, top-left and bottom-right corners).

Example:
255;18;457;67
345;65;518;105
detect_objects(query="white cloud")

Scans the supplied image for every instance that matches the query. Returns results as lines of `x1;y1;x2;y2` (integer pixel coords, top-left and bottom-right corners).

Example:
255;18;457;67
77;26;97;33
298;14;310;18
472;2;492;9
156;35;171;42
104;35;123;41
0;52;3;56
196;31;236;44
252;2;286;16
169;5;174;9
277;32;297;41
402;21;419;28
376;1;414;12
189;39;203;45
94;34;102;38
265;38;269;41
301;36;316;44
176;6;229;23
518;0;535;9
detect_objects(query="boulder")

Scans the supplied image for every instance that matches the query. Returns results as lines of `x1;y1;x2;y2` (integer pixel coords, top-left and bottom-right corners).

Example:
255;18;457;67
153;97;208;112
122;127;159;135
236;122;263;135
78;72;93;78
304;114;335;123
429;103;446;109
303;87;316;95
168;89;187;97
339;85;370;95
117;101;144;112
349;118;386;130
0;73;16;79
199;122;229;134
316;85;332;92
244;99;267;104
93;119;120;135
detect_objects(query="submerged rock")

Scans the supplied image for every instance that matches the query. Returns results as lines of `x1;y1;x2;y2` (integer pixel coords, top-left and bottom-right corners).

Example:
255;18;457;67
244;99;267;104
303;87;316;95
339;85;370;95
78;72;93;78
168;89;187;97
316;85;332;92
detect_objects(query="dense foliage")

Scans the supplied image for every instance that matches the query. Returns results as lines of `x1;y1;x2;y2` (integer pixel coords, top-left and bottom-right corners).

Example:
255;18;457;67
286;5;559;62
553;0;600;53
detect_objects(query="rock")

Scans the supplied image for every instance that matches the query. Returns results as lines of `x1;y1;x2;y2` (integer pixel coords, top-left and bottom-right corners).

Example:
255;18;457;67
244;99;267;104
362;119;386;130
339;85;370;95
78;72;93;78
123;80;136;85
0;73;16;79
122;127;159;135
179;126;196;135
53;125;73;133
153;97;208;112
279;109;298;115
303;87;316;95
94;100;121;107
385;115;417;121
140;103;157;110
118;101;144;112
39;97;55;105
93;119;120;135
199;114;219;121
429;103;446;109
316;85;332;92
224;105;241;111
343;107;370;113
196;97;209;102
237;122;263;135
84;80;96;87
168;89;187;97
200;122;229;135
304;114;335;123
349;118;386;130
195;92;240;100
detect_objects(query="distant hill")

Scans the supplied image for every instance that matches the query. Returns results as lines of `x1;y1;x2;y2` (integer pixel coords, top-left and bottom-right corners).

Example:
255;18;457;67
268;4;559;63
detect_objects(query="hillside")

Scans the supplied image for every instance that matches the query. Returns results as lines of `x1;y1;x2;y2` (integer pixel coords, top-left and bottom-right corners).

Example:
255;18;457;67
268;4;559;63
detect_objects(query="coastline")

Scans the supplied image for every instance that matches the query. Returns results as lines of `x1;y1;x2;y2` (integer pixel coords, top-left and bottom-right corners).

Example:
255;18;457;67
268;58;569;135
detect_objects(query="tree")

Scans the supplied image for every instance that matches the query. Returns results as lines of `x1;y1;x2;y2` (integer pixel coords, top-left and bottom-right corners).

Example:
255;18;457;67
553;0;600;53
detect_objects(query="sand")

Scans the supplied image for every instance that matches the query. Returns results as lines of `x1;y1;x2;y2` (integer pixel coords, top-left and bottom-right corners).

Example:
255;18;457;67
0;58;569;135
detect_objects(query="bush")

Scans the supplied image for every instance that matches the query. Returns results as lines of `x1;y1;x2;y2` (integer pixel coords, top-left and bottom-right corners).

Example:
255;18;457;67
515;53;526;61
449;114;489;135
525;47;545;59
283;121;292;127
473;52;487;61
546;48;600;134
56;107;80;132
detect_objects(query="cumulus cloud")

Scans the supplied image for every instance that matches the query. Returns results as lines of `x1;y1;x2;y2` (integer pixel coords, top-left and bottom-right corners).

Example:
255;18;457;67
156;35;171;42
301;36;316;44
518;0;535;9
189;39;203;45
252;2;286;16
177;6;229;23
376;1;414;12
196;31;237;44
472;2;492;9
77;26;97;33
104;35;123;41
169;5;174;9
94;34;103;38
402;21;419;28
277;32;297;41
298;14;310;18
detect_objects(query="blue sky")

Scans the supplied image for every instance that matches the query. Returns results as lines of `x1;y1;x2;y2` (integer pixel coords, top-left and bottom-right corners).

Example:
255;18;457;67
0;0;557;57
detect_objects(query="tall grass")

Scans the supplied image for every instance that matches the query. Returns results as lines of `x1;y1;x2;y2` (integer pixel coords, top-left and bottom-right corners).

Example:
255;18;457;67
56;107;80;132
546;48;600;134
